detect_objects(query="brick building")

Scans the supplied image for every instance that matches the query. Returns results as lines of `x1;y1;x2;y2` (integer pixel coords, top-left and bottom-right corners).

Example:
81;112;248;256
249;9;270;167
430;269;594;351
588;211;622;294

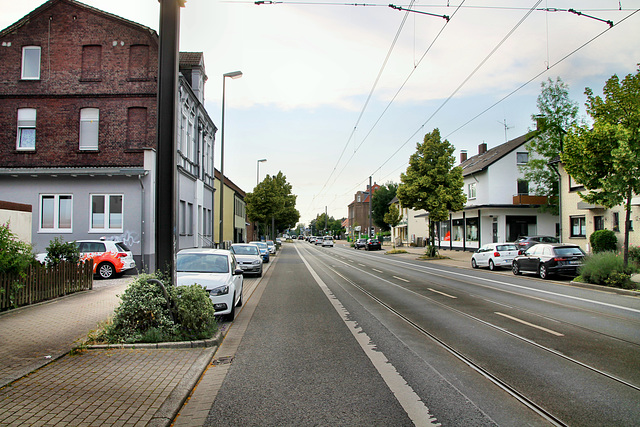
0;0;246;271
347;182;380;239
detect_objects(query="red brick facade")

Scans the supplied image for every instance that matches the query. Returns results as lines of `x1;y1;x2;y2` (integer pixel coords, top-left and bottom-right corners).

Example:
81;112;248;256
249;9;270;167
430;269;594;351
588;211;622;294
0;0;158;169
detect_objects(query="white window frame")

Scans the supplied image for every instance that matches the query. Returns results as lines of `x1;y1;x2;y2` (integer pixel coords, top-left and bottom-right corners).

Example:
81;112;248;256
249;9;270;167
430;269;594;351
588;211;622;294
17;108;36;151
39;194;73;233
79;108;99;150
21;46;41;80
89;194;124;233
468;182;476;199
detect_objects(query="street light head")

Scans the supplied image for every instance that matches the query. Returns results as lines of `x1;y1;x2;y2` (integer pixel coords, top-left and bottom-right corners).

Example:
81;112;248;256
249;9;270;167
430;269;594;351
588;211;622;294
224;71;243;79
258;158;267;163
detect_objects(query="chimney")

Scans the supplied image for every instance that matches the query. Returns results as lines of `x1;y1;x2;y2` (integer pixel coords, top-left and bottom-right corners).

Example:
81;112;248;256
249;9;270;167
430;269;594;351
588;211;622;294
478;142;487;155
460;150;468;163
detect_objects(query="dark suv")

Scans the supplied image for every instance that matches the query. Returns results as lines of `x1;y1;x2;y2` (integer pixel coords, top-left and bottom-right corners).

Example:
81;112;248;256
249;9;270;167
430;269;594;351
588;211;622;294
512;243;585;279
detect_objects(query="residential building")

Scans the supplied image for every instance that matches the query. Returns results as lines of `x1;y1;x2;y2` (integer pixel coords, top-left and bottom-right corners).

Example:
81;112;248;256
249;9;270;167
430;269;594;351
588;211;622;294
347;183;380;239
213;169;247;246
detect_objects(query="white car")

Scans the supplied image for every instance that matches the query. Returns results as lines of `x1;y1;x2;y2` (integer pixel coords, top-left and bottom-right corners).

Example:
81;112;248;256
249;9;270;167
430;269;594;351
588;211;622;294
322;236;334;247
471;243;520;271
176;248;244;321
230;243;263;277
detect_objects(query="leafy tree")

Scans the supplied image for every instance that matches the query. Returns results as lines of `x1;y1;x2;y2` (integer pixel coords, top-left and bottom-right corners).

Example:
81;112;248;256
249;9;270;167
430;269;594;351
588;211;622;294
246;171;300;239
562;66;640;266
371;182;398;231
522;77;579;215
383;203;402;248
311;213;344;237
397;129;466;246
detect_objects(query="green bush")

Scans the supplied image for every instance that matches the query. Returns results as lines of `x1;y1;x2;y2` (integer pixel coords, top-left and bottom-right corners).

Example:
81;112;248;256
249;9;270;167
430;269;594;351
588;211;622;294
579;251;637;289
44;237;80;267
589;229;617;253
0;222;35;275
424;245;439;258
99;273;217;344
629;246;640;266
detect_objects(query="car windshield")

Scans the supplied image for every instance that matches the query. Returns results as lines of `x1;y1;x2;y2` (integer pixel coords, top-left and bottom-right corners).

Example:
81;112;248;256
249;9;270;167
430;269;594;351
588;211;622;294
555;247;585;256
231;245;259;256
176;253;229;273
496;244;517;251
324;236;332;240
250;242;267;250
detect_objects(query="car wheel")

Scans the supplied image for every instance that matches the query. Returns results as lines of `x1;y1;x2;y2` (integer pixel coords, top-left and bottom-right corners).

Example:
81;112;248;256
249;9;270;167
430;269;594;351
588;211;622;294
539;264;549;279
225;296;236;321
257;268;263;278
471;258;478;268
97;262;115;279
512;262;521;275
237;291;243;307
489;260;495;271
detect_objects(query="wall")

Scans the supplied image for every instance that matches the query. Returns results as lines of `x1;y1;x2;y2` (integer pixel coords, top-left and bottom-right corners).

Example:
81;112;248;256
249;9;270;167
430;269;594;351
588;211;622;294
0;201;32;243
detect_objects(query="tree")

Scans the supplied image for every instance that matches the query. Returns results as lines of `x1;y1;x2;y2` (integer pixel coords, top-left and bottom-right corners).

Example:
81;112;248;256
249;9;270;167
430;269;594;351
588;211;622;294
371;182;398;231
311;213;344;237
246;171;300;240
383;203;402;248
561;66;640;266
522;77;579;215
397;129;466;246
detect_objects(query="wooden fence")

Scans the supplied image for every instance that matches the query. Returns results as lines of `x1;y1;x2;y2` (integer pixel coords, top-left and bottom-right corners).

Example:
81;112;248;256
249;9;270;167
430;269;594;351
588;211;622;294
0;260;93;311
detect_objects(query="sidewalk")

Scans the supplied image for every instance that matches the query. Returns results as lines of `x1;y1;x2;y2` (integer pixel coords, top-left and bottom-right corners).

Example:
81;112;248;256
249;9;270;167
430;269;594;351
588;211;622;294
381;241;473;269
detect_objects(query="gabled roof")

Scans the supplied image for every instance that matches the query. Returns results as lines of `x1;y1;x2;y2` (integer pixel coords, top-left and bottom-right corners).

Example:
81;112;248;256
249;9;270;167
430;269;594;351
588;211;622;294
179;52;204;67
460;131;538;177
0;0;159;39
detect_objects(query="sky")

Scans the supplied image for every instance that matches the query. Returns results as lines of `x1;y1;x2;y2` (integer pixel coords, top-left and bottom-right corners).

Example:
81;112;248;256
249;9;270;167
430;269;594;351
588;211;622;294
3;1;640;227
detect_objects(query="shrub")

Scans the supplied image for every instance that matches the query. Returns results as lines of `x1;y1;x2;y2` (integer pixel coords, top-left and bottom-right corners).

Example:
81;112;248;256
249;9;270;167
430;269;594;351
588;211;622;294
0;222;35;275
589;230;617;253
579;251;637;288
424;245;439;258
99;273;217;344
44;237;80;267
629;246;640;266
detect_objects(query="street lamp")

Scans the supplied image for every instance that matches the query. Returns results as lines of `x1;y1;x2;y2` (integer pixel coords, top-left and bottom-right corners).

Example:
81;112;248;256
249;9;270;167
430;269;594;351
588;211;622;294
219;70;243;248
256;158;267;185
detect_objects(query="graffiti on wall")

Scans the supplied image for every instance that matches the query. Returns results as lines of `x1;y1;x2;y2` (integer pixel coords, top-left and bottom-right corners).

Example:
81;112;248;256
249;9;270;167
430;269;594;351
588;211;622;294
105;230;141;249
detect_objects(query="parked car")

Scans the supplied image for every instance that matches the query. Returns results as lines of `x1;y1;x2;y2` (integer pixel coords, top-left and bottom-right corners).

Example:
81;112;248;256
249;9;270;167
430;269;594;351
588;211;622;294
315;237;324;245
471;243;520;271
36;238;136;279
365;238;382;251
309;236;317;244
512;243;586;279
514;235;559;252
176;248;244;320
266;240;276;254
354;238;367;249
230;243;263;277
322;236;334;247
249;241;270;263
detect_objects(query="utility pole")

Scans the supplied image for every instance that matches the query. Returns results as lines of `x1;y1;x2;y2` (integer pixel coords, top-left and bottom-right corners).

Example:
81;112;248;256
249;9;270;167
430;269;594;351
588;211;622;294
369;176;373;238
325;206;328;233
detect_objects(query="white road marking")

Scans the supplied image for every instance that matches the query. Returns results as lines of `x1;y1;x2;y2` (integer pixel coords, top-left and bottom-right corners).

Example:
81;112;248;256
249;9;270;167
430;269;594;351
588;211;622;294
358;263;366;267
372;268;384;273
428;288;457;299
495;312;564;337
295;245;439;426
393;276;410;283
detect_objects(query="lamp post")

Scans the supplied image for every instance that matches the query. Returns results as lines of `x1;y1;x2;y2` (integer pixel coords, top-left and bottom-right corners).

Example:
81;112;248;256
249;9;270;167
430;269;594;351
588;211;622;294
256;158;267;185
219;70;243;248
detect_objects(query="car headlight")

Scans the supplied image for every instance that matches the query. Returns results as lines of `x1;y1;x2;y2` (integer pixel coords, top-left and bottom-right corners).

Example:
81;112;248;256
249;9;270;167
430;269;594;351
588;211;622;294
210;285;229;296
253;260;261;265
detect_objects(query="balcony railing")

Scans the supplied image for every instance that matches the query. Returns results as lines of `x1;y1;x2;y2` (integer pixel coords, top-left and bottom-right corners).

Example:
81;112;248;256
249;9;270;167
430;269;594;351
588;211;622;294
513;194;548;205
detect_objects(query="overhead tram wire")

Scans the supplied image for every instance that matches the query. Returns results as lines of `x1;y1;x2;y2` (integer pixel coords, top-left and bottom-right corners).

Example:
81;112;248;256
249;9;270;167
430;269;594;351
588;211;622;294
444;7;640;140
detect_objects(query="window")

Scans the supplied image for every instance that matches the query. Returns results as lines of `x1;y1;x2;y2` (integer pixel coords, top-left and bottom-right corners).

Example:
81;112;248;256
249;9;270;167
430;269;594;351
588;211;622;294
81;45;102;80
516;152;529;165
179;201;186;235
79;108;99;150
517;180;529;195
21;46;41;80
570;216;586;237
466;217;478;241
594;216;604;231
467;182;476;199
40;194;72;232
17;108;36;150
127;107;147;149
613;212;620;232
90;195;123;232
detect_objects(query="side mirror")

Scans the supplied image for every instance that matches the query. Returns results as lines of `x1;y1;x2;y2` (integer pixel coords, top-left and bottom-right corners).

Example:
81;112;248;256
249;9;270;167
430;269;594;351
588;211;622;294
233;268;244;276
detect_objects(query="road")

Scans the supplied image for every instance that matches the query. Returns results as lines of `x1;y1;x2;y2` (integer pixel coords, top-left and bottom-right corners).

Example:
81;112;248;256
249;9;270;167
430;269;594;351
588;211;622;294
203;241;640;426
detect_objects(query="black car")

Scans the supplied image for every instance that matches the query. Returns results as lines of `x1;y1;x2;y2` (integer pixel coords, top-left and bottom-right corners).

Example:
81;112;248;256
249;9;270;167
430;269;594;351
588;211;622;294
512;243;585;279
514;235;559;252
365;238;382;251
354;238;367;249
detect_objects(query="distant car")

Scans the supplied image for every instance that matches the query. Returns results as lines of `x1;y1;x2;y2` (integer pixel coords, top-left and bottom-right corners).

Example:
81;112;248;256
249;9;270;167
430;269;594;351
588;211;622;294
471;243;519;270
322;236;334;247
309;236;317;244
298;235;304;240
249;241;270;263
512;243;586;279
354;238;367;249
365;239;382;251
514;235;559;252
266;240;276;254
230;243;263;277
36;239;136;279
176;248;244;320
315;237;324;245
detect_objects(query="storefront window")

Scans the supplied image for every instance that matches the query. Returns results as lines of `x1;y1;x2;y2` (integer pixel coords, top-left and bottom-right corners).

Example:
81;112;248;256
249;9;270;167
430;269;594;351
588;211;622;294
466;218;479;241
452;219;464;242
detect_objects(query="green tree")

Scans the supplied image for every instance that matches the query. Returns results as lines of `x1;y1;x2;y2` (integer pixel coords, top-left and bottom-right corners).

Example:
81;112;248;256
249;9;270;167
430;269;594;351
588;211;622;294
383;203;402;248
397;129;466;246
562;66;640;266
246;171;300;240
522;77;579;215
371;182;398;231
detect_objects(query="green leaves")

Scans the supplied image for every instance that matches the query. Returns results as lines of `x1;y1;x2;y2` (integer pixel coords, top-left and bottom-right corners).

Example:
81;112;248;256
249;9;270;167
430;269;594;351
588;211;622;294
246;171;300;232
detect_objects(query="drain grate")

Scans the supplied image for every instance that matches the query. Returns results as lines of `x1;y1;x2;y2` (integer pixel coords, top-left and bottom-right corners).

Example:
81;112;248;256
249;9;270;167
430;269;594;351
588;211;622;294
212;356;234;366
